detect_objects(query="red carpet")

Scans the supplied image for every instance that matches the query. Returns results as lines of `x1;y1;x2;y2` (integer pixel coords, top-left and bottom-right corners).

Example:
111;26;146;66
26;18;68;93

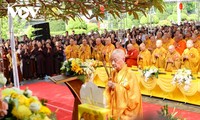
21;82;200;120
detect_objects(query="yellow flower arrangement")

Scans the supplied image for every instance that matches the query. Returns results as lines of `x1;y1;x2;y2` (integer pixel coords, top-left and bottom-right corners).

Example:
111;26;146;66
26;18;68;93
60;58;97;82
0;87;56;120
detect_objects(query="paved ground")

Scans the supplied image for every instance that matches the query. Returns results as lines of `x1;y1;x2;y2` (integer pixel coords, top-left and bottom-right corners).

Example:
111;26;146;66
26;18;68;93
21;78;200;114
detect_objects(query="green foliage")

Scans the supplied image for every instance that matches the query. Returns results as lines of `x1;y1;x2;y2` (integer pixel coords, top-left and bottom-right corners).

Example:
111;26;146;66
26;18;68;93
1;17;26;39
183;2;195;14
187;14;198;21
167;14;177;22
181;13;188;21
67;18;87;30
157;105;181;120
87;23;98;33
25;26;35;39
140;16;148;25
140;15;159;25
158;20;172;26
49;20;66;32
51;31;65;36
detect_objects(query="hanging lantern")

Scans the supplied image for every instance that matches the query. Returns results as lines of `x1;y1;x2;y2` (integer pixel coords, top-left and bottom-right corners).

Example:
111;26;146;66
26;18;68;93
179;3;183;10
100;5;104;14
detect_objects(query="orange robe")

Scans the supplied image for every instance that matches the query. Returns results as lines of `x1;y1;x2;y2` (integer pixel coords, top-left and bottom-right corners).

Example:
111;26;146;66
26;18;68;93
105;65;143;120
64;45;79;59
174;40;186;55
162;39;174;50
144;39;152;50
181;47;200;74
137;49;151;69
165;51;181;72
92;44;104;61
193;40;200;54
104;44;115;62
78;44;91;61
125;49;139;67
152;47;167;68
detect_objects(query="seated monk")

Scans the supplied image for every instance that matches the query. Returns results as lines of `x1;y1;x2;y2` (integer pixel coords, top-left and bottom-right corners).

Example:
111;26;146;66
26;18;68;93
165;45;181;72
125;44;139;67
105;49;143;120
152;40;167;68
137;43;151;69
181;40;200;74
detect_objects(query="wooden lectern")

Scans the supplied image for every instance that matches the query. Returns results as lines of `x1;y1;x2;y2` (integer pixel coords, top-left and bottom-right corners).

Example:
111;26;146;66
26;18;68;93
49;75;83;120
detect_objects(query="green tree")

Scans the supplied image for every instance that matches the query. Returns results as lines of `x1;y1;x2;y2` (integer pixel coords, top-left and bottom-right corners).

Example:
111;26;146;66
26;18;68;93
140;16;148;25
1;16;26;40
158;20;172;26
87;23;98;33
187;14;198;21
49;20;66;32
67;18;87;30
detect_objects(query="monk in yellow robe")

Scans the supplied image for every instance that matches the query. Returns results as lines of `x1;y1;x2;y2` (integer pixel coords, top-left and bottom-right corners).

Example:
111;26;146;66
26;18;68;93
181;40;200;74
162;34;174;50
92;38;104;61
78;39;91;61
64;39;79;59
137;43;151;69
144;35;152;51
148;36;156;53
105;49;143;120
152;40;167;68
165;45;181;72
104;37;115;62
191;34;200;54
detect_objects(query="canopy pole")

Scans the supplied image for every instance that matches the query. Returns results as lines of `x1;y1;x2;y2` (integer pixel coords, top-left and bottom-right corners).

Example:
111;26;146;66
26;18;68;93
8;4;20;88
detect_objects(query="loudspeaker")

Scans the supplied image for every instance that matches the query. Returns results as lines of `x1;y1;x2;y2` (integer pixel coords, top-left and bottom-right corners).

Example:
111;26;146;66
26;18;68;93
32;22;51;40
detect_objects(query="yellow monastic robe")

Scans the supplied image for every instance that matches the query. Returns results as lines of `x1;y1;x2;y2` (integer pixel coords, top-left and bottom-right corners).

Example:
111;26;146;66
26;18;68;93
105;65;143;120
193;40;200;54
165;51;181;72
148;41;156;53
162;39;175;50
78;44;91;61
181;47;200;73
64;45;79;59
152;47;167;68
92;44;104;61
144;39;152;49
132;43;139;51
137;49;151;69
104;44;115;62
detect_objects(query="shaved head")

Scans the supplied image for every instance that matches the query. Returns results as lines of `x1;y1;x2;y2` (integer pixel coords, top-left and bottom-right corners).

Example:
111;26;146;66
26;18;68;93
186;40;193;49
111;49;126;71
111;49;125;60
168;45;175;53
127;44;133;51
139;43;146;51
156;40;162;48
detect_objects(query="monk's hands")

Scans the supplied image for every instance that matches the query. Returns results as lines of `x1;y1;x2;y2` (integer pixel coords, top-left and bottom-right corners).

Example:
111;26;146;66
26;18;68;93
183;55;188;60
108;81;115;89
125;54;129;58
154;54;159;58
138;55;143;59
167;58;174;63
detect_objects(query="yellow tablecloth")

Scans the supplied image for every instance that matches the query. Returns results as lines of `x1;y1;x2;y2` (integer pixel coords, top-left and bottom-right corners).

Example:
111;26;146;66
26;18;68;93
78;104;110;120
93;67;200;106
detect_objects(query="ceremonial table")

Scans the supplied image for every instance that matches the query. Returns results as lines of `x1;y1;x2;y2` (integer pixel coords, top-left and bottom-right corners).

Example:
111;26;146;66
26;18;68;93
49;75;83;120
93;67;200;106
